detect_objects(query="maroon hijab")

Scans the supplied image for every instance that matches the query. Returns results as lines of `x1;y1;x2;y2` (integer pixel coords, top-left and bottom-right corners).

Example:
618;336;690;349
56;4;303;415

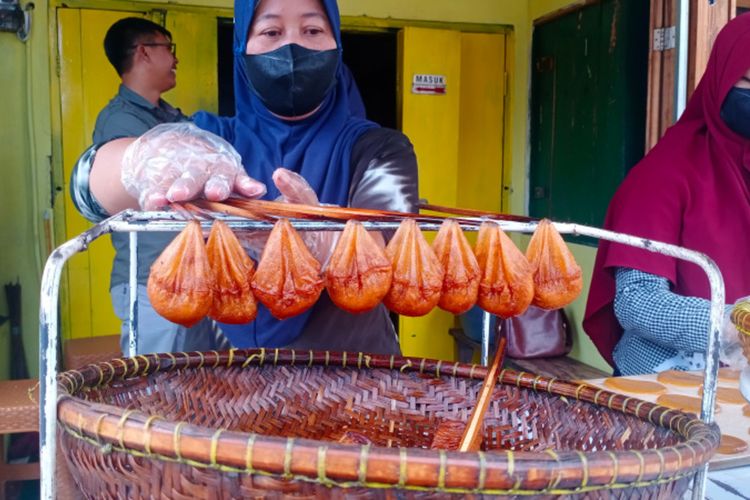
583;14;750;366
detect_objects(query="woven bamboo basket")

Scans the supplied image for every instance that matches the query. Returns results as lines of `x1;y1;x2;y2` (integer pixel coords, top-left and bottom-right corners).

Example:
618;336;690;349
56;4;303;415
731;301;750;362
56;349;719;499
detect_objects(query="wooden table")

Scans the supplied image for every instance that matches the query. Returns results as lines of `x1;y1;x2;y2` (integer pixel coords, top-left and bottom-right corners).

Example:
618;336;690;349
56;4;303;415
584;371;750;471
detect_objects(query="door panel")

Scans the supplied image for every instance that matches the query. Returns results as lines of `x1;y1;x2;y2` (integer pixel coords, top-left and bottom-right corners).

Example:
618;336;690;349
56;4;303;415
397;27;507;362
57;8;219;340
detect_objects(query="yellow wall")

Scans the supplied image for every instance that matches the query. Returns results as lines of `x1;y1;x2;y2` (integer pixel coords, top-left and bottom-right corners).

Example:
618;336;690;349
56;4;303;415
0;0;613;378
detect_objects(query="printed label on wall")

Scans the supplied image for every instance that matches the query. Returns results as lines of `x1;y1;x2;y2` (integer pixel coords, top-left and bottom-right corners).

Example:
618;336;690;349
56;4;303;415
412;74;447;95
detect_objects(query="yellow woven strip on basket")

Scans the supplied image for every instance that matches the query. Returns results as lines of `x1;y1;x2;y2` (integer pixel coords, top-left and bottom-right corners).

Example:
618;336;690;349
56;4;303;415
437;450;447;489
358;444;370;483
130;356;140;377
165;352;177;371
309;349;314;367
26;381;39;405
291;349;296;366
116;410;138;449
733;302;750;335
477;451;487;491
227;349;235;367
606;451;619;487
245;433;256;473
532;375;544;392
173;421;186;461
469;364;477;379
593;389;605;405
76;413;85;436
515;372;526;388
210;429;224;468
575;383;587;400
242;350;263;368
398;448;407;487
670;445;683;472
138;355;151;376
635;400;647;418
93;413;108;450
114;358;128;379
577;451;589;488
283;438;295;478
357;352;363;369
633;451;646;483
274;348;279;366
419;358;426;374
325;351;330;366
400;360;413;373
143;415;162;455
648;405;659;424
103;361;117;384
435;360;443;379
545;377;558;394
452;362;460;378
654;449;666;481
317;446;331;485
389;355;395;370
94;364;105;387
61;420;699;496
342;351;347;368
365;355;372;368
211;350;221;368
59;372;75;394
607;393;618;410
197;351;206;369
544;449;562;490
506;450;514;478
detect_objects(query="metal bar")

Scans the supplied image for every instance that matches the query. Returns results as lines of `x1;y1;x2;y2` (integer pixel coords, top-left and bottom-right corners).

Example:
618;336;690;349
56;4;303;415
39;211;725;498
480;311;491;366
674;0;690;120
39;219;113;500
128;231;138;357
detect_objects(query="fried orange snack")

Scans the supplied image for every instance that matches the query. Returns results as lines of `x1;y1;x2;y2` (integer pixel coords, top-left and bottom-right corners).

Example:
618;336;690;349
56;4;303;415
526;219;583;309
474;221;534;318
383;219;444;316
432;219;480;314
251;219;324;319
147;220;213;327
206;220;257;324
325;220;392;313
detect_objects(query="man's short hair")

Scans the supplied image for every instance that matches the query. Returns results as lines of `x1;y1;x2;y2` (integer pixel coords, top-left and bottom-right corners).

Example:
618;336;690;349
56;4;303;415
104;17;172;76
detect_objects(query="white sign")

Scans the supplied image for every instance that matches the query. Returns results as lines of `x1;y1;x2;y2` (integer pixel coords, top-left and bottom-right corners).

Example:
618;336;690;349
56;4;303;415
412;74;447;95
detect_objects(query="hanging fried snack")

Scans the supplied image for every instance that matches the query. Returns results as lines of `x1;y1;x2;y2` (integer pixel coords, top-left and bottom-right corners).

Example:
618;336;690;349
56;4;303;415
325;220;393;314
383;219;444;316
251;218;324;320
432;219;480;314
525;219;583;309
474;221;534;318
147;220;213;327
206;220;257;324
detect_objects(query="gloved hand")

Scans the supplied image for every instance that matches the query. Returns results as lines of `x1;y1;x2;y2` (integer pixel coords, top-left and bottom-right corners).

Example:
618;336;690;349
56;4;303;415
273;168;339;266
121;122;267;210
238;168;339;266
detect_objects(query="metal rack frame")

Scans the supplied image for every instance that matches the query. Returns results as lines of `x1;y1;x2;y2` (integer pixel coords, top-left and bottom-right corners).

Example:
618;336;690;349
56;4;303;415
39;209;726;499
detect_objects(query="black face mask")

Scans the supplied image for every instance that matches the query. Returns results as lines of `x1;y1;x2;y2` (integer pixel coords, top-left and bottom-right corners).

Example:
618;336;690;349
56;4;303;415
243;43;339;117
720;87;750;139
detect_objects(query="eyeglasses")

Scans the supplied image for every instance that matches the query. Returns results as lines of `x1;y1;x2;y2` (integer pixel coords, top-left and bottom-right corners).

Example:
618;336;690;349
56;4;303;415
133;42;177;56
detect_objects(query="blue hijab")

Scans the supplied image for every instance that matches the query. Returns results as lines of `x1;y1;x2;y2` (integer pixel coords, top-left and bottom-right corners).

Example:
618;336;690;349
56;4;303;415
193;0;377;348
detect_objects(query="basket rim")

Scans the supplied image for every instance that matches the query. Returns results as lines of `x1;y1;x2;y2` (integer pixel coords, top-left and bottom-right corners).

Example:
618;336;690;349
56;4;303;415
731;301;750;336
57;348;719;494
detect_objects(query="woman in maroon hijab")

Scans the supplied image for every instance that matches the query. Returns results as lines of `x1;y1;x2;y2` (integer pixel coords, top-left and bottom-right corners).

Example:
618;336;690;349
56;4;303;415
583;14;750;375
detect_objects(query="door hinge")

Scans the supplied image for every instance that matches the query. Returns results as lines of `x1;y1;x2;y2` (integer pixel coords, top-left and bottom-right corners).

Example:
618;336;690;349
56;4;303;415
653;26;676;51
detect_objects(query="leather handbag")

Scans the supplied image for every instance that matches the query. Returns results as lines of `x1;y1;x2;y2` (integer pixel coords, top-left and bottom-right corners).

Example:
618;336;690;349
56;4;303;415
498;305;573;359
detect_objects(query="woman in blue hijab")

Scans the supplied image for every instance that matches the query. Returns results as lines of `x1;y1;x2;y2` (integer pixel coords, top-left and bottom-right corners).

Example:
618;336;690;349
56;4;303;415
76;0;419;355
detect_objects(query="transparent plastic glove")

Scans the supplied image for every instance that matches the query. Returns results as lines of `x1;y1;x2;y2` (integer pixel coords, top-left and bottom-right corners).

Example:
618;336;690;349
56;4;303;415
121;122;266;210
719;302;745;368
272;168;339;267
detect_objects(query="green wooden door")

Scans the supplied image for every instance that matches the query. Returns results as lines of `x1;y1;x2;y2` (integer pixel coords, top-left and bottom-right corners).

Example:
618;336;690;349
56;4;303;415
529;0;649;239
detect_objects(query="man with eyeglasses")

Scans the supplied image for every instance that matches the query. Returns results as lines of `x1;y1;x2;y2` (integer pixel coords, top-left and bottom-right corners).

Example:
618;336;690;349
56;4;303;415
75;17;223;355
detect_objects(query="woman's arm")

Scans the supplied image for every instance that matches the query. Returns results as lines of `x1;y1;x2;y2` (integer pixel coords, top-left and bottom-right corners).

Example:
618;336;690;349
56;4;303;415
613;267;711;352
89;138;139;215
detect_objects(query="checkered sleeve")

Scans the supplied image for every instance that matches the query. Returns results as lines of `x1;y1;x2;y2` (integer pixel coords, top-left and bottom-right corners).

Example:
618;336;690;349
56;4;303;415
612;268;709;353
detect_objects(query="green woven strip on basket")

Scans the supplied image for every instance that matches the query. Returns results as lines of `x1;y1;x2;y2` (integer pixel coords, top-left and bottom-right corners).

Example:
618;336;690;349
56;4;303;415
731;302;750;335
60;421;700;496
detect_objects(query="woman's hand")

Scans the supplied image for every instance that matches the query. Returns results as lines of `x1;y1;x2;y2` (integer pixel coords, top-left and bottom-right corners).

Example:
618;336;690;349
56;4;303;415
121;122;266;210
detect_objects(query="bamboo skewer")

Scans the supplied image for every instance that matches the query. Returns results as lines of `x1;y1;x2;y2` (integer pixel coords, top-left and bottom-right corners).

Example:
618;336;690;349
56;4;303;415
458;337;507;452
418;202;537;223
